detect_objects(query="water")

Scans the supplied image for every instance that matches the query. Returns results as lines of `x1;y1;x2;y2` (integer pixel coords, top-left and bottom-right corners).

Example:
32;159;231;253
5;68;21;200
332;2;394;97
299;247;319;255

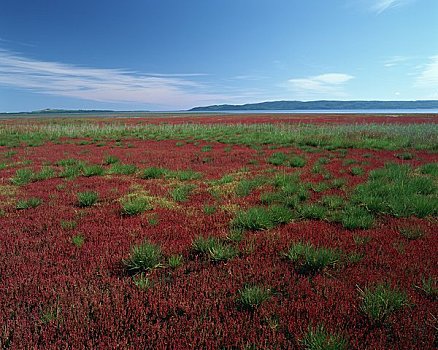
194;109;438;114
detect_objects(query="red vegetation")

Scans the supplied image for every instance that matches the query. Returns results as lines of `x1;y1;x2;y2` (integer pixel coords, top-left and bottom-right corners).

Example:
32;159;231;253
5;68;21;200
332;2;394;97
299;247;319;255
0;118;436;349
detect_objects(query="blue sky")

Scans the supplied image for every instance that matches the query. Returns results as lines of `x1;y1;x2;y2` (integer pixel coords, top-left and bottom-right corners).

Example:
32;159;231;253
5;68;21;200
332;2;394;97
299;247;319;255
0;0;437;111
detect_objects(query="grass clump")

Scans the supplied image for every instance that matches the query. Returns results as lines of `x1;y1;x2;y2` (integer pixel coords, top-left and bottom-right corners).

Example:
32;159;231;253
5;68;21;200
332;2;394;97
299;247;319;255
301;324;347;350
108;163;137;175
16;197;42;210
59;162;84;179
77;191;98;207
415;276;437;300
71;234;85;248
350;166;364;176
168;254;183;269
61;220;77;230
285;242;341;274
352;163;437;218
358;284;409;324
123;240;162;273
321;195;344;210
166;169;202;181
104;155;119;165
170;184;195;202
231;205;293;231
191;236;238;262
268;152;288;166
121;196;152;215
288;156;307;167
33;166;56;181
237;285;271;310
298;203;328;220
396;152;413;160
82;164;104;177
399;225;425;240
419;162;438;176
203;205;217;215
341;206;374;230
235;176;268;197
11;168;34;185
133;273;153;290
140;166;168;179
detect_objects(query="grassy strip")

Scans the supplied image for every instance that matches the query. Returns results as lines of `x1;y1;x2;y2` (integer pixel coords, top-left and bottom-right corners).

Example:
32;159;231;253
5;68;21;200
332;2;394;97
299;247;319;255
1;122;437;150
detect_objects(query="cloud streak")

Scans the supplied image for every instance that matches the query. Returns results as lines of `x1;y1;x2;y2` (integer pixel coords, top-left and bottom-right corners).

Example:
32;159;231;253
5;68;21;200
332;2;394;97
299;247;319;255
371;0;410;14
287;73;354;98
415;55;438;89
0;49;229;109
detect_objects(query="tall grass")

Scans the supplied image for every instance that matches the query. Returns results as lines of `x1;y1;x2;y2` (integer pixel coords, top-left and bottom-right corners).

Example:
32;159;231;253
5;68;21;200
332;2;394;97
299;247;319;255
1;122;436;150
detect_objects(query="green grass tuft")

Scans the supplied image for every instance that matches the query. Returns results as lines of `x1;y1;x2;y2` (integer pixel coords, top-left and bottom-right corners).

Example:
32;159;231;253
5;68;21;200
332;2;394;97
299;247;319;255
11;168;34;185
121;197;152;215
16;197;42;209
237;285;271;310
301;324;348;350
123;240;162;273
77;191;98;207
358;284;409;324
285;242;341;274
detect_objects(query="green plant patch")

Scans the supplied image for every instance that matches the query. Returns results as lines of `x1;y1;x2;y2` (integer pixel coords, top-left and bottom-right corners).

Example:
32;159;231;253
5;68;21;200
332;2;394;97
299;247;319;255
120;196;153;215
352;163;437;218
82;164;104;177
11;168;34;186
301;324;348;350
191;236;238;262
231;205;293;231
71;234;85;248
358;284;409;324
123;240;163;273
16;197;42;210
170;184;195;202
341;206;374;230
108;163;137;175
399;226;425;240
168;254;183;269
140;166;169;179
235;176;269;197
104;155;120;165
77;191;98;207
284;242;342;274
165;169;202;181
237;285;271;310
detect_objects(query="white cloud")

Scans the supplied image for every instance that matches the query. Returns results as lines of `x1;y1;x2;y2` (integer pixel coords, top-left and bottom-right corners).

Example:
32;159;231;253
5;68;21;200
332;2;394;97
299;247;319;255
287;73;354;98
0;49;230;109
384;55;411;67
415;55;438;88
371;0;410;14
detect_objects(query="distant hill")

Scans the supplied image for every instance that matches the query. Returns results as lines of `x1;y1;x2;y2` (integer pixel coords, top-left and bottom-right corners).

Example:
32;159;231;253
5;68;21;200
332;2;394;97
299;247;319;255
31;109;116;114
189;100;438;111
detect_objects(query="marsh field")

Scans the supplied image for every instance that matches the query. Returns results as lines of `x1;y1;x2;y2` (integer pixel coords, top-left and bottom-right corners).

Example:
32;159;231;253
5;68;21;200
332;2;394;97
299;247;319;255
0;114;437;349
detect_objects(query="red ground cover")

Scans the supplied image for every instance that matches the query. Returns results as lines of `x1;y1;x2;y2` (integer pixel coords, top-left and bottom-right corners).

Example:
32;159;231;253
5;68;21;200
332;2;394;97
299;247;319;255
0;121;437;349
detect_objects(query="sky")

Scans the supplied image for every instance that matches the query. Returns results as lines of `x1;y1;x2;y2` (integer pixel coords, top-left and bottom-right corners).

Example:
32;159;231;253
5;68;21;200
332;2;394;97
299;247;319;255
0;0;438;112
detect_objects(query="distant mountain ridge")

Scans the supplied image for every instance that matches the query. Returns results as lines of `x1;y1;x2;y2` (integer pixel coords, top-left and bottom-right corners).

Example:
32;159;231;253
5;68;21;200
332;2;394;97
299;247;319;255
190;100;438;111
